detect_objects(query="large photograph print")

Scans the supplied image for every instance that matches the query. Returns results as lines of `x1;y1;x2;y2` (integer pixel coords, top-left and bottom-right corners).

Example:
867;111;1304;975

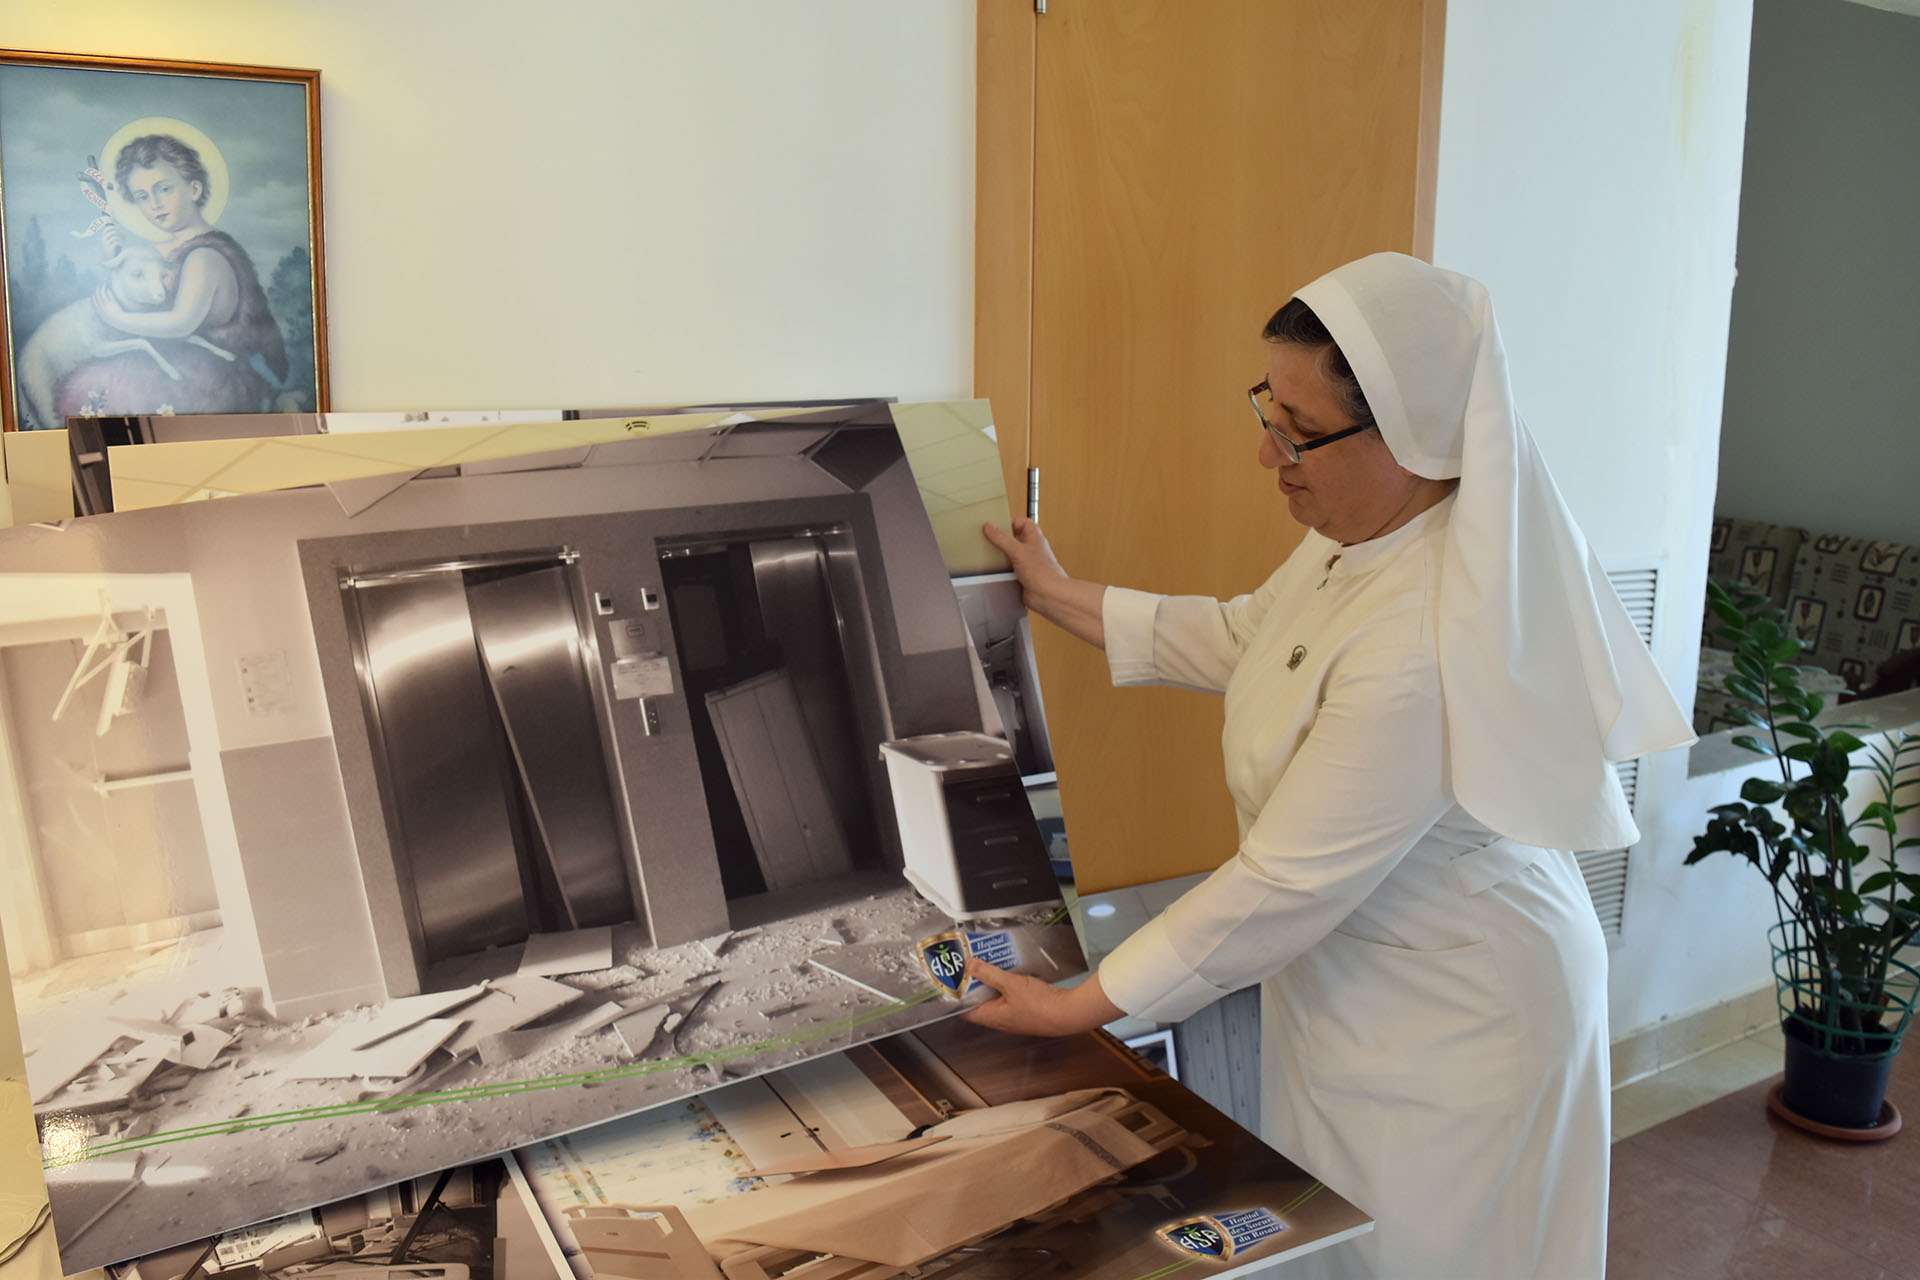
0;50;326;432
0;405;1081;1271
514;1019;1372;1279
111;1156;569;1280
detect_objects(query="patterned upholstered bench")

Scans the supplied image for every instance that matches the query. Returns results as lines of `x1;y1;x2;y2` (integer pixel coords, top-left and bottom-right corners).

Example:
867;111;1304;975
1696;516;1920;735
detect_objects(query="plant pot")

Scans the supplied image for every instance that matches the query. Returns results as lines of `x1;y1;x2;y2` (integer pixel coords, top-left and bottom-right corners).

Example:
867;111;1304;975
1766;923;1918;1133
1779;1015;1897;1130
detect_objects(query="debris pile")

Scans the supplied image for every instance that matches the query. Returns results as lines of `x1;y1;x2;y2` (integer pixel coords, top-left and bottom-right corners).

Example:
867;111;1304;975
29;895;1070;1148
31;987;259;1125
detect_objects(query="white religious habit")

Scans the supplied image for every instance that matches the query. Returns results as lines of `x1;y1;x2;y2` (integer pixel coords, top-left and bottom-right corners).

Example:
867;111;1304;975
1099;494;1608;1278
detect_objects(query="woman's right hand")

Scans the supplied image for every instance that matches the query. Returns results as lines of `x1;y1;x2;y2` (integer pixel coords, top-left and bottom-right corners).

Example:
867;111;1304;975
983;516;1109;650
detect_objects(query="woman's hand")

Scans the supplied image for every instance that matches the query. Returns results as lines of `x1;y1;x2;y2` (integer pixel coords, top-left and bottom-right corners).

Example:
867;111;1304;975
982;517;1109;650
960;960;1123;1038
984;516;1069;594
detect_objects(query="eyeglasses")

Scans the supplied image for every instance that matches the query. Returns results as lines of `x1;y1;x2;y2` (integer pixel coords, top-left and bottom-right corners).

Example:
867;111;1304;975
1247;380;1371;464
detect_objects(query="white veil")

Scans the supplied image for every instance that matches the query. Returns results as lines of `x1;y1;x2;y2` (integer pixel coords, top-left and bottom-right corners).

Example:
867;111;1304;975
1294;253;1694;852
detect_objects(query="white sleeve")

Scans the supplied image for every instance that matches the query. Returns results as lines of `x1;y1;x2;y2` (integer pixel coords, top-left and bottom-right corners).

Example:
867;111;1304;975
1102;573;1289;694
1096;643;1451;1023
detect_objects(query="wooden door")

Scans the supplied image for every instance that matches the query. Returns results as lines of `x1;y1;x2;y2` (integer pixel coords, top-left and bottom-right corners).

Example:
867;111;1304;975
977;0;1443;892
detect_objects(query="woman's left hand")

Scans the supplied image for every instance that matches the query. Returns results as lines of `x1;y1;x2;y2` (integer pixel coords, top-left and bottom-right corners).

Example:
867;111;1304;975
960;960;1123;1038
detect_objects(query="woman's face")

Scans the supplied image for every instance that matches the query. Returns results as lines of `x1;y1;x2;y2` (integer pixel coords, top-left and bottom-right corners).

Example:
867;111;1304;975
1259;341;1421;545
126;161;203;234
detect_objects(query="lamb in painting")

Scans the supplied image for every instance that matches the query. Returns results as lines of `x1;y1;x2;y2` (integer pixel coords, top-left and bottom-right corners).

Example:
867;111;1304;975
14;227;235;429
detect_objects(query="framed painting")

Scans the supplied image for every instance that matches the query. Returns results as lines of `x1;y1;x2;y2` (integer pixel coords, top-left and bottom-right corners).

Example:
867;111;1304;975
0;50;326;432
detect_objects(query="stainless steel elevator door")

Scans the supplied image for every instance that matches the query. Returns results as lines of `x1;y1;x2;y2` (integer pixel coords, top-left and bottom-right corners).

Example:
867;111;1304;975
465;567;629;929
356;574;531;957
351;558;632;965
659;528;890;904
747;538;870;841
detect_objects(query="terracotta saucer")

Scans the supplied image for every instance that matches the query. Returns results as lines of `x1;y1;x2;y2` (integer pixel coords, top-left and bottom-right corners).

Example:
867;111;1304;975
1766;1082;1903;1142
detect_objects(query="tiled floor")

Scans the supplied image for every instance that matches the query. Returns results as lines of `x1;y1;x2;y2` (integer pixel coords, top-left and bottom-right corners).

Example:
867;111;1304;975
1612;1023;1788;1142
1607;1028;1919;1279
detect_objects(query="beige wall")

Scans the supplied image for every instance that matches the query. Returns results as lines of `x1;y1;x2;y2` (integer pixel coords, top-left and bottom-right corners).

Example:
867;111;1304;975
0;2;977;410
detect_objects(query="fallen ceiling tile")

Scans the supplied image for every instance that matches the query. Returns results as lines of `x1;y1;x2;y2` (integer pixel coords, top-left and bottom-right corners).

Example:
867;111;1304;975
438;975;583;1060
372;1049;473;1100
517;928;614;977
346;985;488;1051
27;1026;137;1104
611;1004;670;1059
163;1025;233;1071
107;1016;187;1042
33;1057;164;1121
807;942;927;1001
287;1018;462;1081
167;993;229;1026
475;1001;623;1067
571;1001;630;1037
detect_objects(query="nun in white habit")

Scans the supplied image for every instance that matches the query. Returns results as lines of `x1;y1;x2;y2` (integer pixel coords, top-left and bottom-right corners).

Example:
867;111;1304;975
968;252;1694;1279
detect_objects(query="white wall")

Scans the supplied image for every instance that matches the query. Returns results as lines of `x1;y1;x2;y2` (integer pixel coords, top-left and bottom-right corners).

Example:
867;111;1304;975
1432;0;1765;1038
0;1;977;409
1716;0;1920;546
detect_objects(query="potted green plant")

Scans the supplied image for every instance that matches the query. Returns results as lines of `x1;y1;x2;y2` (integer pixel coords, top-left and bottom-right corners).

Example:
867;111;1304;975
1690;580;1920;1136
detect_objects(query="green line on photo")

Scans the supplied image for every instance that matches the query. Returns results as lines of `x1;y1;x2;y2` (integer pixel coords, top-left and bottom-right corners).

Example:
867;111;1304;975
1129;1260;1196;1280
44;985;946;1171
1278;1181;1325;1214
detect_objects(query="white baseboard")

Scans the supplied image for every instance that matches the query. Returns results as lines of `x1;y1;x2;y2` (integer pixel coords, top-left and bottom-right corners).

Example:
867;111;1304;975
1611;985;1779;1089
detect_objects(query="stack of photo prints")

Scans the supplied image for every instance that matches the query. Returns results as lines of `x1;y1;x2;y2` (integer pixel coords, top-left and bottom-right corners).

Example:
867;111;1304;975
0;403;1370;1279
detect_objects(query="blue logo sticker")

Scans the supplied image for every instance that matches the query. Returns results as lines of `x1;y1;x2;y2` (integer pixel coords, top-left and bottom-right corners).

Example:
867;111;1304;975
1161;1217;1230;1258
916;929;1019;997
1157;1209;1286;1260
966;929;1017;971
918;932;971;995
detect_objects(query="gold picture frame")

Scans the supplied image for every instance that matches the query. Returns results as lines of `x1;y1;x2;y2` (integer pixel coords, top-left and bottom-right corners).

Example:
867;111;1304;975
0;49;326;432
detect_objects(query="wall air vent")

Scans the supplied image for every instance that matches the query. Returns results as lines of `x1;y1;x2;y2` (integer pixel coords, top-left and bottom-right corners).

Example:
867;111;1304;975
1575;565;1662;937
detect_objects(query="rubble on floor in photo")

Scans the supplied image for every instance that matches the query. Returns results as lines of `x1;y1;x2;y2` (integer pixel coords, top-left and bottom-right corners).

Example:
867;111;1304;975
24;884;1037;1163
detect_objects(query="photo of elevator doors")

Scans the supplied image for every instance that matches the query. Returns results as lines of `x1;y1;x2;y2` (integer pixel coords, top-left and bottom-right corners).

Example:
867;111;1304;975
660;528;888;907
342;553;633;967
